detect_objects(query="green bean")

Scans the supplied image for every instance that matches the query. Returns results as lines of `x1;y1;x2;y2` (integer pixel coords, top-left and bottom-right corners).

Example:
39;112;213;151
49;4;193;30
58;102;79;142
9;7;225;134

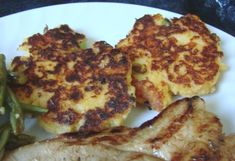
0;123;9;132
0;148;5;160
6;86;24;135
20;103;48;115
6;133;35;150
0;54;7;115
0;125;10;151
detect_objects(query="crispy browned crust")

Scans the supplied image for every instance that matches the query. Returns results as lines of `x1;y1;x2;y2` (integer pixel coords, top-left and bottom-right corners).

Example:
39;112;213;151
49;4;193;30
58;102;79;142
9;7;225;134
26;24;85;55
117;14;224;111
10;26;135;134
122;14;222;84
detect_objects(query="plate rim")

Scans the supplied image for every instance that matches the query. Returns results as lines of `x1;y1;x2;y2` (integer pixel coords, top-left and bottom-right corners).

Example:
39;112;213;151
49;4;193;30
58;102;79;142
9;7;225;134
0;2;234;38
0;1;235;136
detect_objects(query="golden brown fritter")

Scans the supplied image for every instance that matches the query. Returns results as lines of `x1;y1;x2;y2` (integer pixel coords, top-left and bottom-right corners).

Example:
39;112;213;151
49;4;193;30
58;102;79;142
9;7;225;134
117;14;225;111
10;25;135;134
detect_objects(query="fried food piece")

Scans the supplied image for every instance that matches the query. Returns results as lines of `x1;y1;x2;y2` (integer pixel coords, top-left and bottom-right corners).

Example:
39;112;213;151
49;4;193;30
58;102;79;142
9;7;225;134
10;25;135;134
117;14;226;111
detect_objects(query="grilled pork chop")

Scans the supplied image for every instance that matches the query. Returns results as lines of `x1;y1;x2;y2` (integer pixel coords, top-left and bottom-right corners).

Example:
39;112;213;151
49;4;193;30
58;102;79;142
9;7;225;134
117;14;225;111
71;96;224;160
4;97;230;161
3;141;161;161
10;25;135;134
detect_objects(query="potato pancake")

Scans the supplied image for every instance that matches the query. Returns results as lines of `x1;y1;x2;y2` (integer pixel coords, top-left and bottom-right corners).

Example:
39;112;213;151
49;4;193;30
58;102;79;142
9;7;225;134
117;14;225;111
10;25;135;134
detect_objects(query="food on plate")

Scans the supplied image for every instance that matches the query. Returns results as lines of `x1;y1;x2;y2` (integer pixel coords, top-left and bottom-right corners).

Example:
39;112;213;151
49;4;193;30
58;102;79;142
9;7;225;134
0;54;7;115
3;140;161;161
10;25;135;134
0;53;46;160
4;97;234;161
1;11;232;161
117;14;226;111
6;87;24;135
0;125;10;160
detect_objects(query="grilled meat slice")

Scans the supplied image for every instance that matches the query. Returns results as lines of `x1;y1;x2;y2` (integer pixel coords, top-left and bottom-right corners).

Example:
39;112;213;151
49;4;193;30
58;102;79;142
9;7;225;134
3;139;161;161
71;96;223;160
117;14;226;111
5;97;228;160
10;25;135;134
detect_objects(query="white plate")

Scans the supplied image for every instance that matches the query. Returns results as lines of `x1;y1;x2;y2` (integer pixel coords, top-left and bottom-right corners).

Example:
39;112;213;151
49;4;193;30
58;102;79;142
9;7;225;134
0;2;235;140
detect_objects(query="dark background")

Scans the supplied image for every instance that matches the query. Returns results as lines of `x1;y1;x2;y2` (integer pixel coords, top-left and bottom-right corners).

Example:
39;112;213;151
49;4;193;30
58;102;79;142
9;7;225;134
1;0;235;36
